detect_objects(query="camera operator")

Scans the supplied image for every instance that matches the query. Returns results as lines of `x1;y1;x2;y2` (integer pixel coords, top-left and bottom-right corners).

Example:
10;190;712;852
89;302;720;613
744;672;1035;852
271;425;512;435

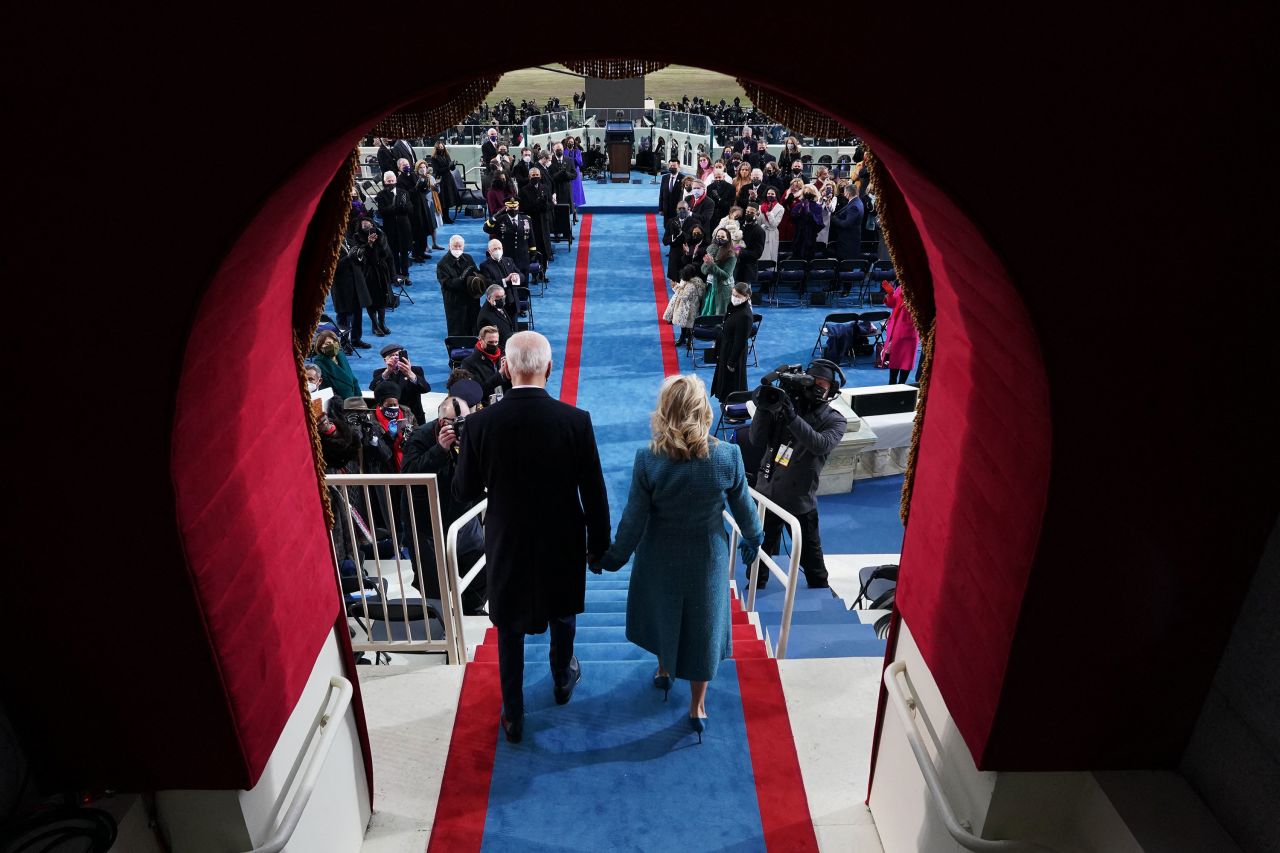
748;361;847;589
400;396;488;615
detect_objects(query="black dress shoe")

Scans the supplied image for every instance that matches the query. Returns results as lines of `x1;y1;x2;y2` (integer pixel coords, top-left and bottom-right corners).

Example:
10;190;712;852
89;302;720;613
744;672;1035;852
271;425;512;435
554;657;581;705
501;713;523;744
353;340;372;349
463;606;488;616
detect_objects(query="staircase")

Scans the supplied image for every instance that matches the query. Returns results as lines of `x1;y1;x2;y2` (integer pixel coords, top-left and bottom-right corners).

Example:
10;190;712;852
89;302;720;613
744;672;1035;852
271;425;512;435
733;566;887;660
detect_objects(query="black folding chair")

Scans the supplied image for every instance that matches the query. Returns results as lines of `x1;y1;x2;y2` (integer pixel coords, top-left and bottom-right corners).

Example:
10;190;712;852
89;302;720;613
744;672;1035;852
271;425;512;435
689;314;724;368
445;335;477;369
774;259;807;307
714;390;753;441
805;259;838;305
513;285;534;330
811;312;861;363
837;259;870;306
858;309;891;358
747;313;762;367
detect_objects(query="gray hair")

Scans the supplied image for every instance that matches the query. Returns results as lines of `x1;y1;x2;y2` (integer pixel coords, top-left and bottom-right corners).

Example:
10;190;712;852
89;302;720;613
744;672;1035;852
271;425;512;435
382;171;396;182
505;331;552;378
484;284;504;300
449;235;464;248
487;238;502;251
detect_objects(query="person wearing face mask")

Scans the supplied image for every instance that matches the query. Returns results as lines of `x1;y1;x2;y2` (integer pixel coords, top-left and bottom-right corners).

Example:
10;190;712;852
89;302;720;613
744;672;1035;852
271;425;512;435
830;182;865;264
700;227;738;317
548;143;576;214
778;137;803;173
564;136;586;222
778;177;806;249
711;281;755;403
375;171;414;278
369;344;431;424
658;158;683;228
731;161;753;198
408;160;437;260
331;229;373;350
686;181;716;234
437;235;480;336
518;166;554;265
511;147;533;185
815;182;838;246
737;205;765;288
461;325;512;400
476;284;515;348
482;127;501;167
313;329;361;400
486;168;515;215
484;197;537;283
400;395;489;616
761;161;785;196
350;216;395;337
663;201;691;286
789;185;824;262
696;154;715;184
706;163;735;225
430;141;458;223
736;168;763;211
305;364;323;394
372;381;415;472
480;238;522;323
375;138;397;178
749;139;776;172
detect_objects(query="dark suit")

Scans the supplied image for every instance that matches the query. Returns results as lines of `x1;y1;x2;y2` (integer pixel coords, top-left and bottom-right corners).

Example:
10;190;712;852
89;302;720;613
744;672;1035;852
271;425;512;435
658;171;684;221
483;210;536;276
460;347;511;399
711;301;753;401
453;387;610;719
475;300;515;347
738;220;765;284
689;196;717;235
481;138;500;166
436;252;480;336
706;178;735;225
736;182;765;212
518;179;553;263
390;139;416;170
479;256;522;329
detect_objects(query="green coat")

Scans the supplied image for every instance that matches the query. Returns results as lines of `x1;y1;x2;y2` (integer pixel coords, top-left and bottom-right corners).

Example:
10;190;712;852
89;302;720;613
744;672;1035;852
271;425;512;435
700;251;737;316
316;351;361;400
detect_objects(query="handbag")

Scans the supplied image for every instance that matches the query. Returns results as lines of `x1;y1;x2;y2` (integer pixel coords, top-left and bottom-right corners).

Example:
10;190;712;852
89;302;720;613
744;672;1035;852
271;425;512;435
874;341;888;368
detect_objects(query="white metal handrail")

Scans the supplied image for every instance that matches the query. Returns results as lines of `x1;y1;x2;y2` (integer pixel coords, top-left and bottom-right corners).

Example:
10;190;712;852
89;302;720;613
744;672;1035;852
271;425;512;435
722;488;804;659
882;662;1060;852
327;473;461;665
245;676;354;853
445;497;489;662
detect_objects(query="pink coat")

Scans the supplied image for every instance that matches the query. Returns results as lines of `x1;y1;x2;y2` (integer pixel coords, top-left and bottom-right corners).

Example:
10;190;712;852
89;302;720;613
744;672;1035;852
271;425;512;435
883;284;920;371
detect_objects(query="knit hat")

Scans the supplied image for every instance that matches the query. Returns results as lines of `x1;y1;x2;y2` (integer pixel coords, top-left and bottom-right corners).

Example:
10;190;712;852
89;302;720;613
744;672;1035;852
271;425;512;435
373;381;401;404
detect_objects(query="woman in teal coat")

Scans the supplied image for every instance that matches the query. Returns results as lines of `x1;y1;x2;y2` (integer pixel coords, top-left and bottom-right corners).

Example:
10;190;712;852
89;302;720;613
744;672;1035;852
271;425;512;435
596;374;764;740
699;227;738;316
313;328;361;400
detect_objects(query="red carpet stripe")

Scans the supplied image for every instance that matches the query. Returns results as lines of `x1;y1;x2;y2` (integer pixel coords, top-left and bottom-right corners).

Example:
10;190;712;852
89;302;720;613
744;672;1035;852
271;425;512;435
426;662;502;853
738;658;821;852
558;214;593;405
646;213;681;377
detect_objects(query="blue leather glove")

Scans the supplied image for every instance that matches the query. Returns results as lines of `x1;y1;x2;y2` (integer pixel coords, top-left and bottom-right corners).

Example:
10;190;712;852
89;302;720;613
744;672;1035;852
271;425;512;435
739;534;763;569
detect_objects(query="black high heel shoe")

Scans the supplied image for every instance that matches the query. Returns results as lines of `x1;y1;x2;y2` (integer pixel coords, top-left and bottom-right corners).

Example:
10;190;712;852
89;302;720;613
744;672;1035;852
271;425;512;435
689;714;707;744
653;672;672;701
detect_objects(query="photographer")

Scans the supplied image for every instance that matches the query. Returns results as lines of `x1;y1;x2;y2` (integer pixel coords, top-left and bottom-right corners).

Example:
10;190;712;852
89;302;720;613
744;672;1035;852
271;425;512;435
371;381;416;472
748;361;847;589
400;396;488;615
369;343;431;424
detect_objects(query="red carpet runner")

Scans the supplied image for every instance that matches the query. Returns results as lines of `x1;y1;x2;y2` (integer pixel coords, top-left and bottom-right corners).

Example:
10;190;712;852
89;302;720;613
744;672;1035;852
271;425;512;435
558;214;592;406
645;213;681;378
428;591;818;852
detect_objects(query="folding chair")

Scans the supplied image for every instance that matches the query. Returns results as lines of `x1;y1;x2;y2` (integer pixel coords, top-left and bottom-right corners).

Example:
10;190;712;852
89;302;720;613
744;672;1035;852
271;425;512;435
774;259;807;307
444;335;477;369
527;257;547;294
868;260;896;304
513;285;534;330
689;314;724;368
857;309;891;358
805;259;837;305
747;313;762;367
853;564;899;609
714;390;753;441
756;260;777;301
810;312;861;363
837;259;870;306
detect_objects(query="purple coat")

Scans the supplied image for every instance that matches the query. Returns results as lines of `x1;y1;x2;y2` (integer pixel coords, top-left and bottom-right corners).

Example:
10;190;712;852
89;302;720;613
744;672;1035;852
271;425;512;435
884;284;920;371
568;148;586;207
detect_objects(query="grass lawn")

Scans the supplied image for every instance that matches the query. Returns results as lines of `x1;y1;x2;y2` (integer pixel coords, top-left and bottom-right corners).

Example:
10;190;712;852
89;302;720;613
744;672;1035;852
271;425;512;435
487;64;749;108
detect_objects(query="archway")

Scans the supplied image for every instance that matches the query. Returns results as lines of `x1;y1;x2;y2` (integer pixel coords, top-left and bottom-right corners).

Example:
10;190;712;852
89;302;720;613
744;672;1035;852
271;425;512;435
168;59;1051;800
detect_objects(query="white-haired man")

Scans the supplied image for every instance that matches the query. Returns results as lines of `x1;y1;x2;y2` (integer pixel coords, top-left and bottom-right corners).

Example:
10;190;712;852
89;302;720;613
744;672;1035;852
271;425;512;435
453;331;610;744
479;238;521;331
374;171;414;277
435;235;479;336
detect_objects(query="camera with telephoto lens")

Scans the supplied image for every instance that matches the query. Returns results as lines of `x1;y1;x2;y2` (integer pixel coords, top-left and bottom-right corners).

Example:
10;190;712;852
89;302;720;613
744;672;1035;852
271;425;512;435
451;414;467;441
756;364;814;413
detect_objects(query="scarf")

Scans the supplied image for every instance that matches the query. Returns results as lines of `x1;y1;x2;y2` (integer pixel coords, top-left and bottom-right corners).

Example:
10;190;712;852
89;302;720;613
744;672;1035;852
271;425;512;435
475;340;502;365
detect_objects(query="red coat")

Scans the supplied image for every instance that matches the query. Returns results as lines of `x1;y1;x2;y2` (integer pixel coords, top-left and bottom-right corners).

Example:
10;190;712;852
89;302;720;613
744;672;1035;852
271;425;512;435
883;283;920;371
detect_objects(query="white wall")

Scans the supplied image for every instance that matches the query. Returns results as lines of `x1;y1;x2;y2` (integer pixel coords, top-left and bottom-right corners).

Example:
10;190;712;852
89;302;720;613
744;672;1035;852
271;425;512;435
156;630;371;853
868;621;1142;853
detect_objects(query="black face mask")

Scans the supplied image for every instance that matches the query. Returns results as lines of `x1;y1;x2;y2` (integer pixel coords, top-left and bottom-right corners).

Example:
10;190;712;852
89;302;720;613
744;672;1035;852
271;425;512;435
669;167;679;174
484;343;499;354
743;214;755;222
494;297;505;306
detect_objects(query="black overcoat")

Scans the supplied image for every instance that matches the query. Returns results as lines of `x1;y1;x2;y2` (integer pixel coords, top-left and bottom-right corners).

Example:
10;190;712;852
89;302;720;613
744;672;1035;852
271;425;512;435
711;300;753;401
436;252;479;336
453;387;610;632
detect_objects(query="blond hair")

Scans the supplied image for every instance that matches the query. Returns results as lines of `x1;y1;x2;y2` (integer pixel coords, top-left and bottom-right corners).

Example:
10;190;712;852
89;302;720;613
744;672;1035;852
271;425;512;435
650;374;715;461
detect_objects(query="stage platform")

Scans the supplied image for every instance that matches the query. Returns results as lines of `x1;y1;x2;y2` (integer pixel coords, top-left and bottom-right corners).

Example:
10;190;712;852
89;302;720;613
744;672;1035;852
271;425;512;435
578;170;663;213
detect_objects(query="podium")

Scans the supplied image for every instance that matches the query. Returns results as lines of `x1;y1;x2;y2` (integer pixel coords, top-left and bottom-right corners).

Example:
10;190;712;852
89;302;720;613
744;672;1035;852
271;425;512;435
605;120;634;183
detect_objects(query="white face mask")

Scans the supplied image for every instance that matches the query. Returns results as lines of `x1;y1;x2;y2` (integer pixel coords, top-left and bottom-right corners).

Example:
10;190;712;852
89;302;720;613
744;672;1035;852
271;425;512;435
450;248;463;258
306;381;318;393
491;249;503;261
731;294;748;306
523;156;531;163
